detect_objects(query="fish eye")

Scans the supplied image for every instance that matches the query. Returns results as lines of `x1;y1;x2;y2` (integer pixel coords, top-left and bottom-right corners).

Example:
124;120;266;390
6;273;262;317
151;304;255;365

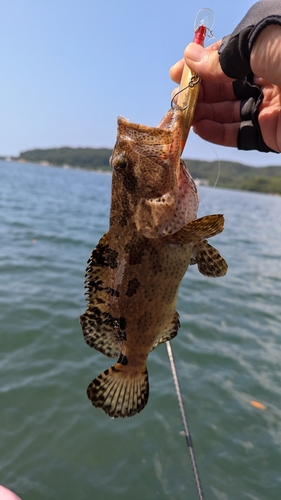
111;153;130;172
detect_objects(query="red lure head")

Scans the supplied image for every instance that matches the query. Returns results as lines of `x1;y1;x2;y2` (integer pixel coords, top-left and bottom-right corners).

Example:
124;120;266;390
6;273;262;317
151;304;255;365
193;25;207;46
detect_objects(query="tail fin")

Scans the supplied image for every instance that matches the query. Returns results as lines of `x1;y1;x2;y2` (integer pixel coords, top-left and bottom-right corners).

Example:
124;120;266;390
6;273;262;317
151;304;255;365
87;364;149;418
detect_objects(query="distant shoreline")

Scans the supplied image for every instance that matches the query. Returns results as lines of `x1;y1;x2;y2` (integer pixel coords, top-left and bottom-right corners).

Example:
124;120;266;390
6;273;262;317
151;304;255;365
1;147;281;195
0;157;112;175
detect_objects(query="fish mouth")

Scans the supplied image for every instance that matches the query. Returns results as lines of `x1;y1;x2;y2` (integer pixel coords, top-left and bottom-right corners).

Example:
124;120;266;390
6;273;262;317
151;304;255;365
156;107;182;131
161;160;198;235
114;108;182;156
112;107;199;237
156;108;199;234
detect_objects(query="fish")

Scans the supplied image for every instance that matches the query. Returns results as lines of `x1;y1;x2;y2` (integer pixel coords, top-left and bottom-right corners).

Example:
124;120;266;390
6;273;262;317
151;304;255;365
79;106;228;418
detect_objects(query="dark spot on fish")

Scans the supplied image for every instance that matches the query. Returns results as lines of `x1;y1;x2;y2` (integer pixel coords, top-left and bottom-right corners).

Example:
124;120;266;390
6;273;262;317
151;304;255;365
103;314;119;328
119;196;134;227
91;244;118;269
124;237;147;265
87;279;104;293
106;287;120;297
123;169;138;194
92;376;102;388
110;190;134;227
119;212;129;228
126;278;140;297
107;248;119;269
117;353;128;366
116;330;126;342
95;297;106;305
87;307;103;326
118;317;127;330
97;314;127;341
110;215;117;226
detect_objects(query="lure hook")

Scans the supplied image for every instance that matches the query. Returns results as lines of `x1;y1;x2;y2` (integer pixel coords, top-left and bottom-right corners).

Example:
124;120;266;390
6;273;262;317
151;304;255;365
170;75;200;110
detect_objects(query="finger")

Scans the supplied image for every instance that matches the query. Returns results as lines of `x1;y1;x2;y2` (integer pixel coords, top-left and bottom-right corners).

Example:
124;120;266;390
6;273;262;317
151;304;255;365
252;75;269;87
193;100;241;125
184;43;235;83
193;120;240;148
169;59;184;84
172;81;239;116
171;74;237;107
170;41;222;83
197;80;237;105
205;40;222;52
258;107;281;152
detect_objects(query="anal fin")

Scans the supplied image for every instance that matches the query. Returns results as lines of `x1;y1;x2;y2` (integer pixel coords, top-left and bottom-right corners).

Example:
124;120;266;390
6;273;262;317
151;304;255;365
191;240;228;277
87;364;149;418
151;311;180;351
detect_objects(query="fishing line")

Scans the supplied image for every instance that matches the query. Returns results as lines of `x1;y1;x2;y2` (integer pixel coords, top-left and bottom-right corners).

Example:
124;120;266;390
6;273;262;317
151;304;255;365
166;340;204;500
197;145;221;208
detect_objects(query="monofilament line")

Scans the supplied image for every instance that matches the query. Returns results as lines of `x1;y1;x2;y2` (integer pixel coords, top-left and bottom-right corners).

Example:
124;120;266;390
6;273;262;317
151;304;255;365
166;340;204;500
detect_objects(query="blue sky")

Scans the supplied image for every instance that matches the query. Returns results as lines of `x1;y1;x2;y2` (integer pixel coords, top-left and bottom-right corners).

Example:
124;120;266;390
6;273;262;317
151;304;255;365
1;0;279;167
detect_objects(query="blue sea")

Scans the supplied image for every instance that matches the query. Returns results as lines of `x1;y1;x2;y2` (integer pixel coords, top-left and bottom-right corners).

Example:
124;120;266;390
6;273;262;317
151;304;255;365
1;159;281;500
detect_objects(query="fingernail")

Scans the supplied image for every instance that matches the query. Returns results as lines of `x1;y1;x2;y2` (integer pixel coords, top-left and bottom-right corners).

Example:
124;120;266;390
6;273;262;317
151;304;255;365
184;43;205;62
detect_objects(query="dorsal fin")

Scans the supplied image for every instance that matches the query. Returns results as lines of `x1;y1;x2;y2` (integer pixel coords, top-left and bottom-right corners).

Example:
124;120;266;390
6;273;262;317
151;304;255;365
80;233;122;358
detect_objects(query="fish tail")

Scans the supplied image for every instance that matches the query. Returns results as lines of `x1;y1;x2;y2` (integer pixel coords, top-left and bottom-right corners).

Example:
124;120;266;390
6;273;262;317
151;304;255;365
87;364;149;418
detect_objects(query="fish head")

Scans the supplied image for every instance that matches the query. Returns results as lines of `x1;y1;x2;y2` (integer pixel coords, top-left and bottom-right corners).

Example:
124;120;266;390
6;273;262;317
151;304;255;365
110;107;199;238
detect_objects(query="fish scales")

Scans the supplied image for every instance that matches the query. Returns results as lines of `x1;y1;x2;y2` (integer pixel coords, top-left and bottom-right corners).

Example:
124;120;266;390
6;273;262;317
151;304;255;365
80;107;228;418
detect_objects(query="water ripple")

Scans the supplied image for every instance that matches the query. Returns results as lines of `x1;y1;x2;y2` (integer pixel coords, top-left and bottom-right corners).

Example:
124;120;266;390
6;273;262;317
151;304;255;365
1;161;281;500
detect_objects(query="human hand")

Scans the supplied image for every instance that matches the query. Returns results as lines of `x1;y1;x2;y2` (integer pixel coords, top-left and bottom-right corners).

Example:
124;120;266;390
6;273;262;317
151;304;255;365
170;0;281;153
0;485;22;500
170;41;240;149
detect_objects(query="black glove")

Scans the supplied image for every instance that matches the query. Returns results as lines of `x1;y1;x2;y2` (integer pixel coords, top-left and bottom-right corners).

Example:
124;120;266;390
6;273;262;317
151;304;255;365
218;0;281;153
219;0;281;79
232;77;276;152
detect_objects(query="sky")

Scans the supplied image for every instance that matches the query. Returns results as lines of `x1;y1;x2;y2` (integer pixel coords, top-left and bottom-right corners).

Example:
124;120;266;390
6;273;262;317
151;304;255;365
1;0;280;167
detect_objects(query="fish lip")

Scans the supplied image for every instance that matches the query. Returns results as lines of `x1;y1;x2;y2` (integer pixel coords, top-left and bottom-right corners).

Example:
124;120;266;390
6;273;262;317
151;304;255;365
160;161;199;236
112;110;183;175
115;107;183;141
156;107;183;132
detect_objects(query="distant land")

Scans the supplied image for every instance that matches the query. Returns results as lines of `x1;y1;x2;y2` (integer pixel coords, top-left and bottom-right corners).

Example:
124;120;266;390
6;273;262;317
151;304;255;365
3;147;281;195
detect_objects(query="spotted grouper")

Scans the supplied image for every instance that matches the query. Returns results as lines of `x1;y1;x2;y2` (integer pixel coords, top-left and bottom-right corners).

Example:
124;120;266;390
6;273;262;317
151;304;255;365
80;106;227;418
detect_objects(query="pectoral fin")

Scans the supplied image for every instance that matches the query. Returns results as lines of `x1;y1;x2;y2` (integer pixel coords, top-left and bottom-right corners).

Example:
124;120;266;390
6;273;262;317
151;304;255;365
168;214;225;244
191;240;228;277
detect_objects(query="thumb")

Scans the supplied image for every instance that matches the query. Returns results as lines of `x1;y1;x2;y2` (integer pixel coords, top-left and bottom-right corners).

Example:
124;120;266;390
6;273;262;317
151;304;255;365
184;42;234;83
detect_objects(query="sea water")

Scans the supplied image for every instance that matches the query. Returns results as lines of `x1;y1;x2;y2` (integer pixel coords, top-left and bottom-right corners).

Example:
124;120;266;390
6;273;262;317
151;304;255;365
1;160;281;500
